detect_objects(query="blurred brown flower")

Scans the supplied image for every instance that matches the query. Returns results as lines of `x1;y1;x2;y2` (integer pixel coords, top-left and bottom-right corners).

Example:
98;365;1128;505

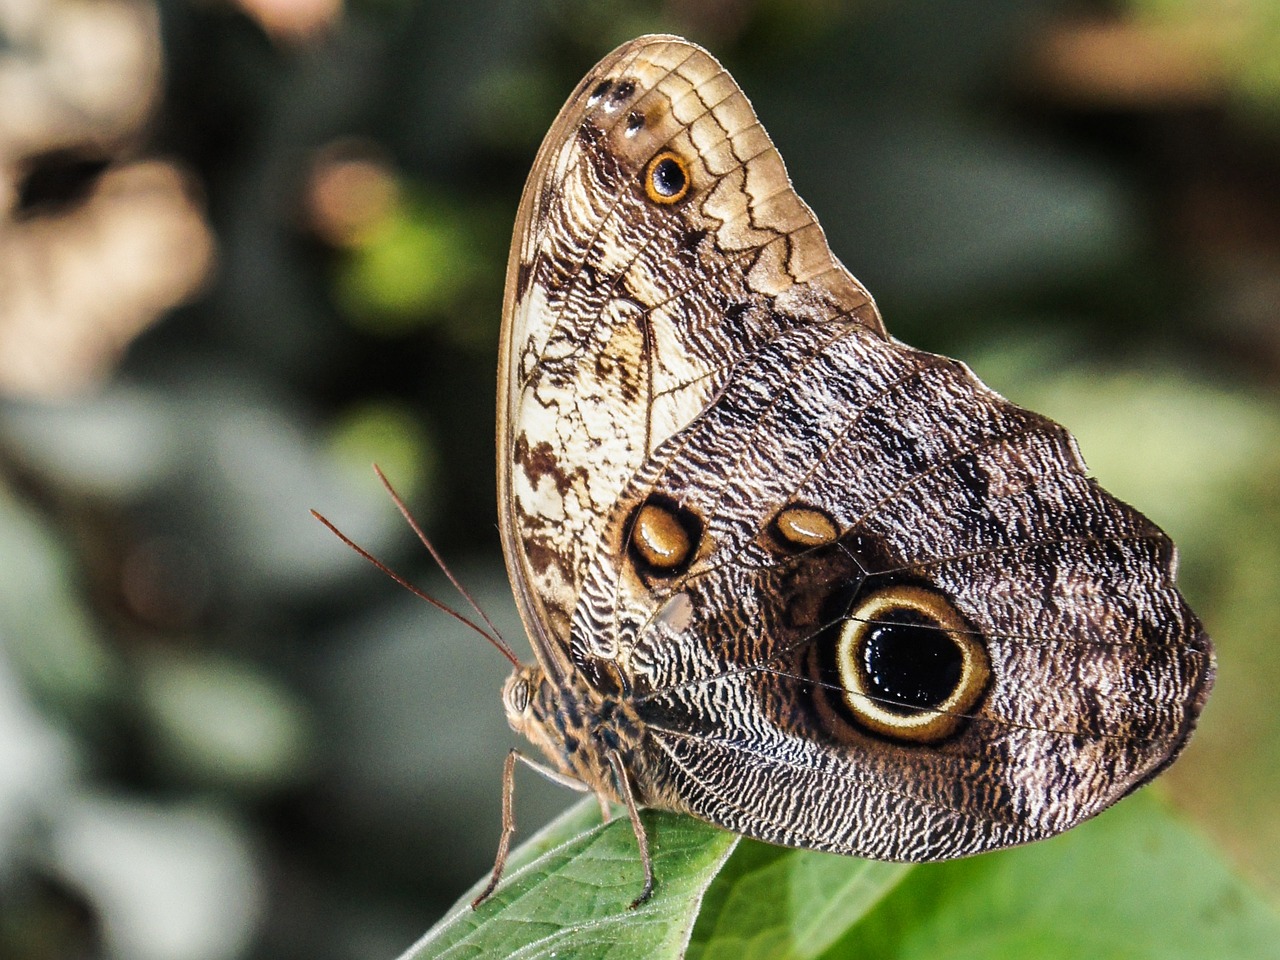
0;0;215;397
0;161;214;397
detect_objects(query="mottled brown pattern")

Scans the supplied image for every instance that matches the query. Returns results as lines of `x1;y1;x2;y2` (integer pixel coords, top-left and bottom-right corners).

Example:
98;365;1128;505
494;35;1214;877
497;36;884;678
568;319;1212;855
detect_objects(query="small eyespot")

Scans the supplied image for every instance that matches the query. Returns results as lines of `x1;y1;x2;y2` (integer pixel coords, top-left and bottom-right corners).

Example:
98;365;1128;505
836;586;989;743
625;112;645;136
644;151;690;205
628;497;702;576
772;505;839;550
587;80;612;105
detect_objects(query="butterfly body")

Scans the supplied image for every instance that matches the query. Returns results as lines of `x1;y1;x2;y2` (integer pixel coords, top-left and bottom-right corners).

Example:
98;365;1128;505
493;34;1214;883
503;664;656;808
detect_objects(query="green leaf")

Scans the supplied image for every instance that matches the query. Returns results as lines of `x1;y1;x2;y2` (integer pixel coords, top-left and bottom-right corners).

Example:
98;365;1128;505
402;791;1278;960
687;845;910;960
822;791;1280;960
400;800;738;960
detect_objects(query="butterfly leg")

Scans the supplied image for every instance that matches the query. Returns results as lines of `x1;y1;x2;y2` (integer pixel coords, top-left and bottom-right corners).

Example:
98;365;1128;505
471;748;591;909
595;791;613;823
607;750;653;909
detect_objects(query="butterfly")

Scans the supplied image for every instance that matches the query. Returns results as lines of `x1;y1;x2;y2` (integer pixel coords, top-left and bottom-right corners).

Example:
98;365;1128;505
484;34;1215;907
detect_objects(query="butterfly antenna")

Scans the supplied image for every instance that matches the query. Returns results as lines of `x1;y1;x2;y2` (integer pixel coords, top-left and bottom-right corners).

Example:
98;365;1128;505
371;464;514;650
311;505;521;669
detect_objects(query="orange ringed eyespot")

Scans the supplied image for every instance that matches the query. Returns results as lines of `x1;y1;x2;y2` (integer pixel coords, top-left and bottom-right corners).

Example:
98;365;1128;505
644;151;690;204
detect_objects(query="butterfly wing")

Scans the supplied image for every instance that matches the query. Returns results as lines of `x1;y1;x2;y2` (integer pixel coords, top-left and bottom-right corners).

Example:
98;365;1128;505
573;319;1214;857
500;34;1213;857
497;35;881;677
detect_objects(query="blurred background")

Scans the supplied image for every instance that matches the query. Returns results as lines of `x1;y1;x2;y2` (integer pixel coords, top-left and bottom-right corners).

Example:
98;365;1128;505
0;0;1277;957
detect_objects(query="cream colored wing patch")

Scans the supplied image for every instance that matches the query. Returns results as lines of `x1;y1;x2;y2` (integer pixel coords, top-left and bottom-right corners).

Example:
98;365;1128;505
496;35;884;672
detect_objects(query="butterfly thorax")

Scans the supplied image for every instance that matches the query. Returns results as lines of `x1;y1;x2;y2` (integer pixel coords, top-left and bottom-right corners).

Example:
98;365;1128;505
502;663;654;804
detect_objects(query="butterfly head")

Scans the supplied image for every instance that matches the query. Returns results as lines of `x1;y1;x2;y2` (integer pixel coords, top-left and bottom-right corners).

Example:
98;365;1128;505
501;664;540;730
501;663;578;777
502;657;634;800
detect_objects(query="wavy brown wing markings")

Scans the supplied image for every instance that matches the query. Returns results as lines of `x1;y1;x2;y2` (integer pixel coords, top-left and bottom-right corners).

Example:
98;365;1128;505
625;600;1039;836
641;540;1204;728
521;177;829;470
579;324;1207;741
888;540;1212;720
515;54;711;378
863;534;1186;646
634;591;1203;761
827;439;1210;746
690;354;1049;560
654;711;1030;832
649;729;1032;859
576;322;1040;633
625;525;1185;766
502;82;699;655
511;43;868;442
734;351;1207;739
497;38;660;675
609;324;1203;697
517;38;735;295
499;37;888;671
638;636;1044;856
527;111;789;453
625;553;1200;855
576;427;1064;839
498;38;753;665
510;41;659;301
859;529;1213;734
624;229;844;451
567;313;1212;858
508;36;828;402
571;320;1020;667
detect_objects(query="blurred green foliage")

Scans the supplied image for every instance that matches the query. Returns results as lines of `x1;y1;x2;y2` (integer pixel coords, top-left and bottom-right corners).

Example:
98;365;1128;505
336;188;499;334
1132;0;1280;118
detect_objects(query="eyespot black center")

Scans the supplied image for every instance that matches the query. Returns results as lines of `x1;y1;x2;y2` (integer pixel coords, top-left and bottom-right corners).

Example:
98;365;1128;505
860;609;963;714
833;585;990;743
587;80;612;104
644;152;690;204
651;157;685;196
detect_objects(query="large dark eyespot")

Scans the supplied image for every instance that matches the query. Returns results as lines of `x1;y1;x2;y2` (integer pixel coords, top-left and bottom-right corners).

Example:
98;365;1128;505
836;586;989;742
644;151;690;204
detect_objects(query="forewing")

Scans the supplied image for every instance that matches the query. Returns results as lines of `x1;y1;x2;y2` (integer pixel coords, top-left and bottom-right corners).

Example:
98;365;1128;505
497;36;882;673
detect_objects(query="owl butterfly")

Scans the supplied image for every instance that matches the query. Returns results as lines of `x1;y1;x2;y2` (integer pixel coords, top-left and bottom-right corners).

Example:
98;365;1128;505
487;34;1214;906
